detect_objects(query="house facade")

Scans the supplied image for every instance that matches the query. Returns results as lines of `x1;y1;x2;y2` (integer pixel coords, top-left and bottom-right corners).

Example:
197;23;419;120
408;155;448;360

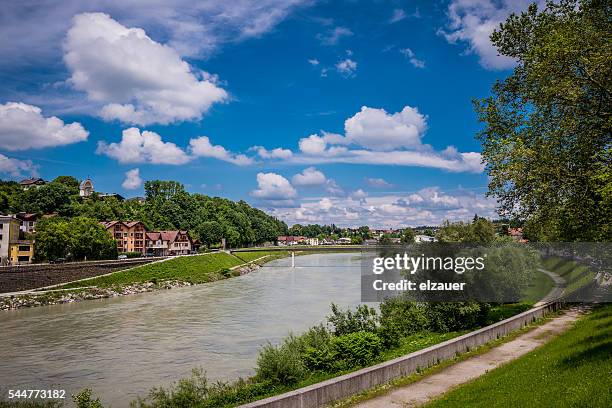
10;241;34;264
145;231;193;256
19;178;46;190
276;236;306;246
16;213;38;233
0;215;34;265
101;221;147;255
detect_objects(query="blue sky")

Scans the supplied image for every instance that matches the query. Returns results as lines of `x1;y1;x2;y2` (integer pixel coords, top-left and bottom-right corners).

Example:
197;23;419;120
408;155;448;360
0;0;536;227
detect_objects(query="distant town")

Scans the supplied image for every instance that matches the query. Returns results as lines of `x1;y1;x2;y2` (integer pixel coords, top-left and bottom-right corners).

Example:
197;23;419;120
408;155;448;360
0;176;526;266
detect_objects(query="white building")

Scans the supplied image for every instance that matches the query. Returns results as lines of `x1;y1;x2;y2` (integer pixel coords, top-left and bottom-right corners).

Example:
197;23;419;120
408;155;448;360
415;235;437;243
305;237;319;246
79;178;94;197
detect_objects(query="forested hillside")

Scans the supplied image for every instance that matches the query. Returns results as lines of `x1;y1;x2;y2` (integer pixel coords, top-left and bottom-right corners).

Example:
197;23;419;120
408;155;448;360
0;177;288;249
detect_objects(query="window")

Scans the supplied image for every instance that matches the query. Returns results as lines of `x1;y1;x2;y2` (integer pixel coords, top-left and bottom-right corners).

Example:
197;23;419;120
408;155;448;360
18;245;30;252
0;224;3;229
18;255;30;262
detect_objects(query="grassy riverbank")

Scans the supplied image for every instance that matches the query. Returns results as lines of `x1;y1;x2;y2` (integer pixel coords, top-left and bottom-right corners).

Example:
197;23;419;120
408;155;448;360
58;251;287;289
542;257;596;295
424;305;612;408
1;251;290;310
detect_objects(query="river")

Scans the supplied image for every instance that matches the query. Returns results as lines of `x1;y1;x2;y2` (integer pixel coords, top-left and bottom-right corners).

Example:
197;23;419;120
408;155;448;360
0;253;363;406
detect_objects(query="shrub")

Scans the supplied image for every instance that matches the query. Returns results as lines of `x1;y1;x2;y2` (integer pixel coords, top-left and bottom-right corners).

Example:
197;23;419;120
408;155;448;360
424;302;487;332
134;368;209;407
255;336;306;385
331;331;383;370
304;331;383;372
327;303;378;336
73;389;104;408
378;297;428;346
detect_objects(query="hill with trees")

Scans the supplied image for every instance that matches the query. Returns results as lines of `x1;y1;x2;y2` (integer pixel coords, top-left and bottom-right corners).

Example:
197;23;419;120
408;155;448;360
0;177;288;260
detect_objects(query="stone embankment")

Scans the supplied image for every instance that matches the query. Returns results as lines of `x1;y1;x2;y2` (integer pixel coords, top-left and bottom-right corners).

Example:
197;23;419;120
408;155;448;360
0;280;192;310
1;258;265;311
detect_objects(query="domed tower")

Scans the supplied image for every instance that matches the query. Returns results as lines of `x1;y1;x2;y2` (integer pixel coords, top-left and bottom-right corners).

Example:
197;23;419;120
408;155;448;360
79;177;94;197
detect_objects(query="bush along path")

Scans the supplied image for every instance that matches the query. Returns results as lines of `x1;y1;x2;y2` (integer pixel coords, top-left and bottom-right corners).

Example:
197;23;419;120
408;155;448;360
350;307;586;408
0;251;287;310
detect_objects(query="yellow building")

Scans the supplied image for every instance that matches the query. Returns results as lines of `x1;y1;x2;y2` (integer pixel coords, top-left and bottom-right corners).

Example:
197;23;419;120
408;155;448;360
10;240;34;265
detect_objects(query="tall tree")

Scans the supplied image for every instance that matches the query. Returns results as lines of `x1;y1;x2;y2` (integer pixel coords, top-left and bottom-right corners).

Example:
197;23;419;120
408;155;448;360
475;0;611;241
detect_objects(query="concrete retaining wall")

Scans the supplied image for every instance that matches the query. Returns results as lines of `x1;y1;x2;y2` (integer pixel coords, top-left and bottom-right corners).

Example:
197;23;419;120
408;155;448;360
240;301;562;408
0;258;161;293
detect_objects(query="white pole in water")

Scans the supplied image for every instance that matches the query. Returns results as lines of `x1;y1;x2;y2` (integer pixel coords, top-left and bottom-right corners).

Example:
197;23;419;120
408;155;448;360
291;251;295;268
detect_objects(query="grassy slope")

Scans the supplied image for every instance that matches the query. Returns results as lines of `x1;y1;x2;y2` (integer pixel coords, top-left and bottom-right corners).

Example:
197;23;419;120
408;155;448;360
542;257;595;295
232;250;288;263
522;268;555;303
425;305;612;408
59;252;255;288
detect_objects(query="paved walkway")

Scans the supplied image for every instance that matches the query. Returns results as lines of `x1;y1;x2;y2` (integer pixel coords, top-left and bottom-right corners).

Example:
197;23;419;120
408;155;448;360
534;268;566;306
354;307;582;408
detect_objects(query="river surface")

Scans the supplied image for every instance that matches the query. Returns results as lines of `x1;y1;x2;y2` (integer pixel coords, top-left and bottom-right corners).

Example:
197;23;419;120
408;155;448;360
0;253;363;406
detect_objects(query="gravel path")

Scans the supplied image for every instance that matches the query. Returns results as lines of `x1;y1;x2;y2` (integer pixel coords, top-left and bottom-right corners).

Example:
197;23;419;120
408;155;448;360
354;307;583;408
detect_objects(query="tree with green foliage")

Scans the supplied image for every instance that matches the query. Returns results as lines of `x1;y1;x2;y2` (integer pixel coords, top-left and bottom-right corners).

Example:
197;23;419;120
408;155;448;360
401;228;416;243
68;216;118;260
378;234;392;245
34;217;71;261
436;219;496;243
16;181;76;215
53;175;80;190
34;216;117;261
475;0;611;241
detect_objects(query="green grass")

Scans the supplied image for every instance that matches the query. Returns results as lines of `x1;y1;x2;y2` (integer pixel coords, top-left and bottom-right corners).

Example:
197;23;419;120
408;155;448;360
56;251;292;289
232;250;288;263
424;305;612;408
522;268;555;303
542;257;595;296
59;252;246;288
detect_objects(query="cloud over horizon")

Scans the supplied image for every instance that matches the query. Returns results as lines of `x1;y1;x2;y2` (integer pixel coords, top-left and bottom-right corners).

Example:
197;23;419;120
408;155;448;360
0;102;88;151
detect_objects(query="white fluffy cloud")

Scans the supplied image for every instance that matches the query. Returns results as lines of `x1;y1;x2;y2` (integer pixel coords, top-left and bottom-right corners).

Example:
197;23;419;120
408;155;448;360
189;136;254;165
335;58;357;77
299;134;328;155
441;0;540;70
284;106;483;173
292;167;327;186
344;106;427;150
64;13;227;125
0;154;38;178
251;172;297;200
252;146;293;159
265;187;497;227
0;102;88;151
97;127;190;164
122;168;142;190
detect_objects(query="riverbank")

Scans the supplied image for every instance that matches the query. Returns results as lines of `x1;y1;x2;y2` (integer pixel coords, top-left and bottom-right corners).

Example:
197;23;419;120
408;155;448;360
0;251;288;310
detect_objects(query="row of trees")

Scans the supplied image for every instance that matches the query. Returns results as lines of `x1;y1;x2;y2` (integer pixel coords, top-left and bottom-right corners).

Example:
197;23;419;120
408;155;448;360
0;178;289;261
